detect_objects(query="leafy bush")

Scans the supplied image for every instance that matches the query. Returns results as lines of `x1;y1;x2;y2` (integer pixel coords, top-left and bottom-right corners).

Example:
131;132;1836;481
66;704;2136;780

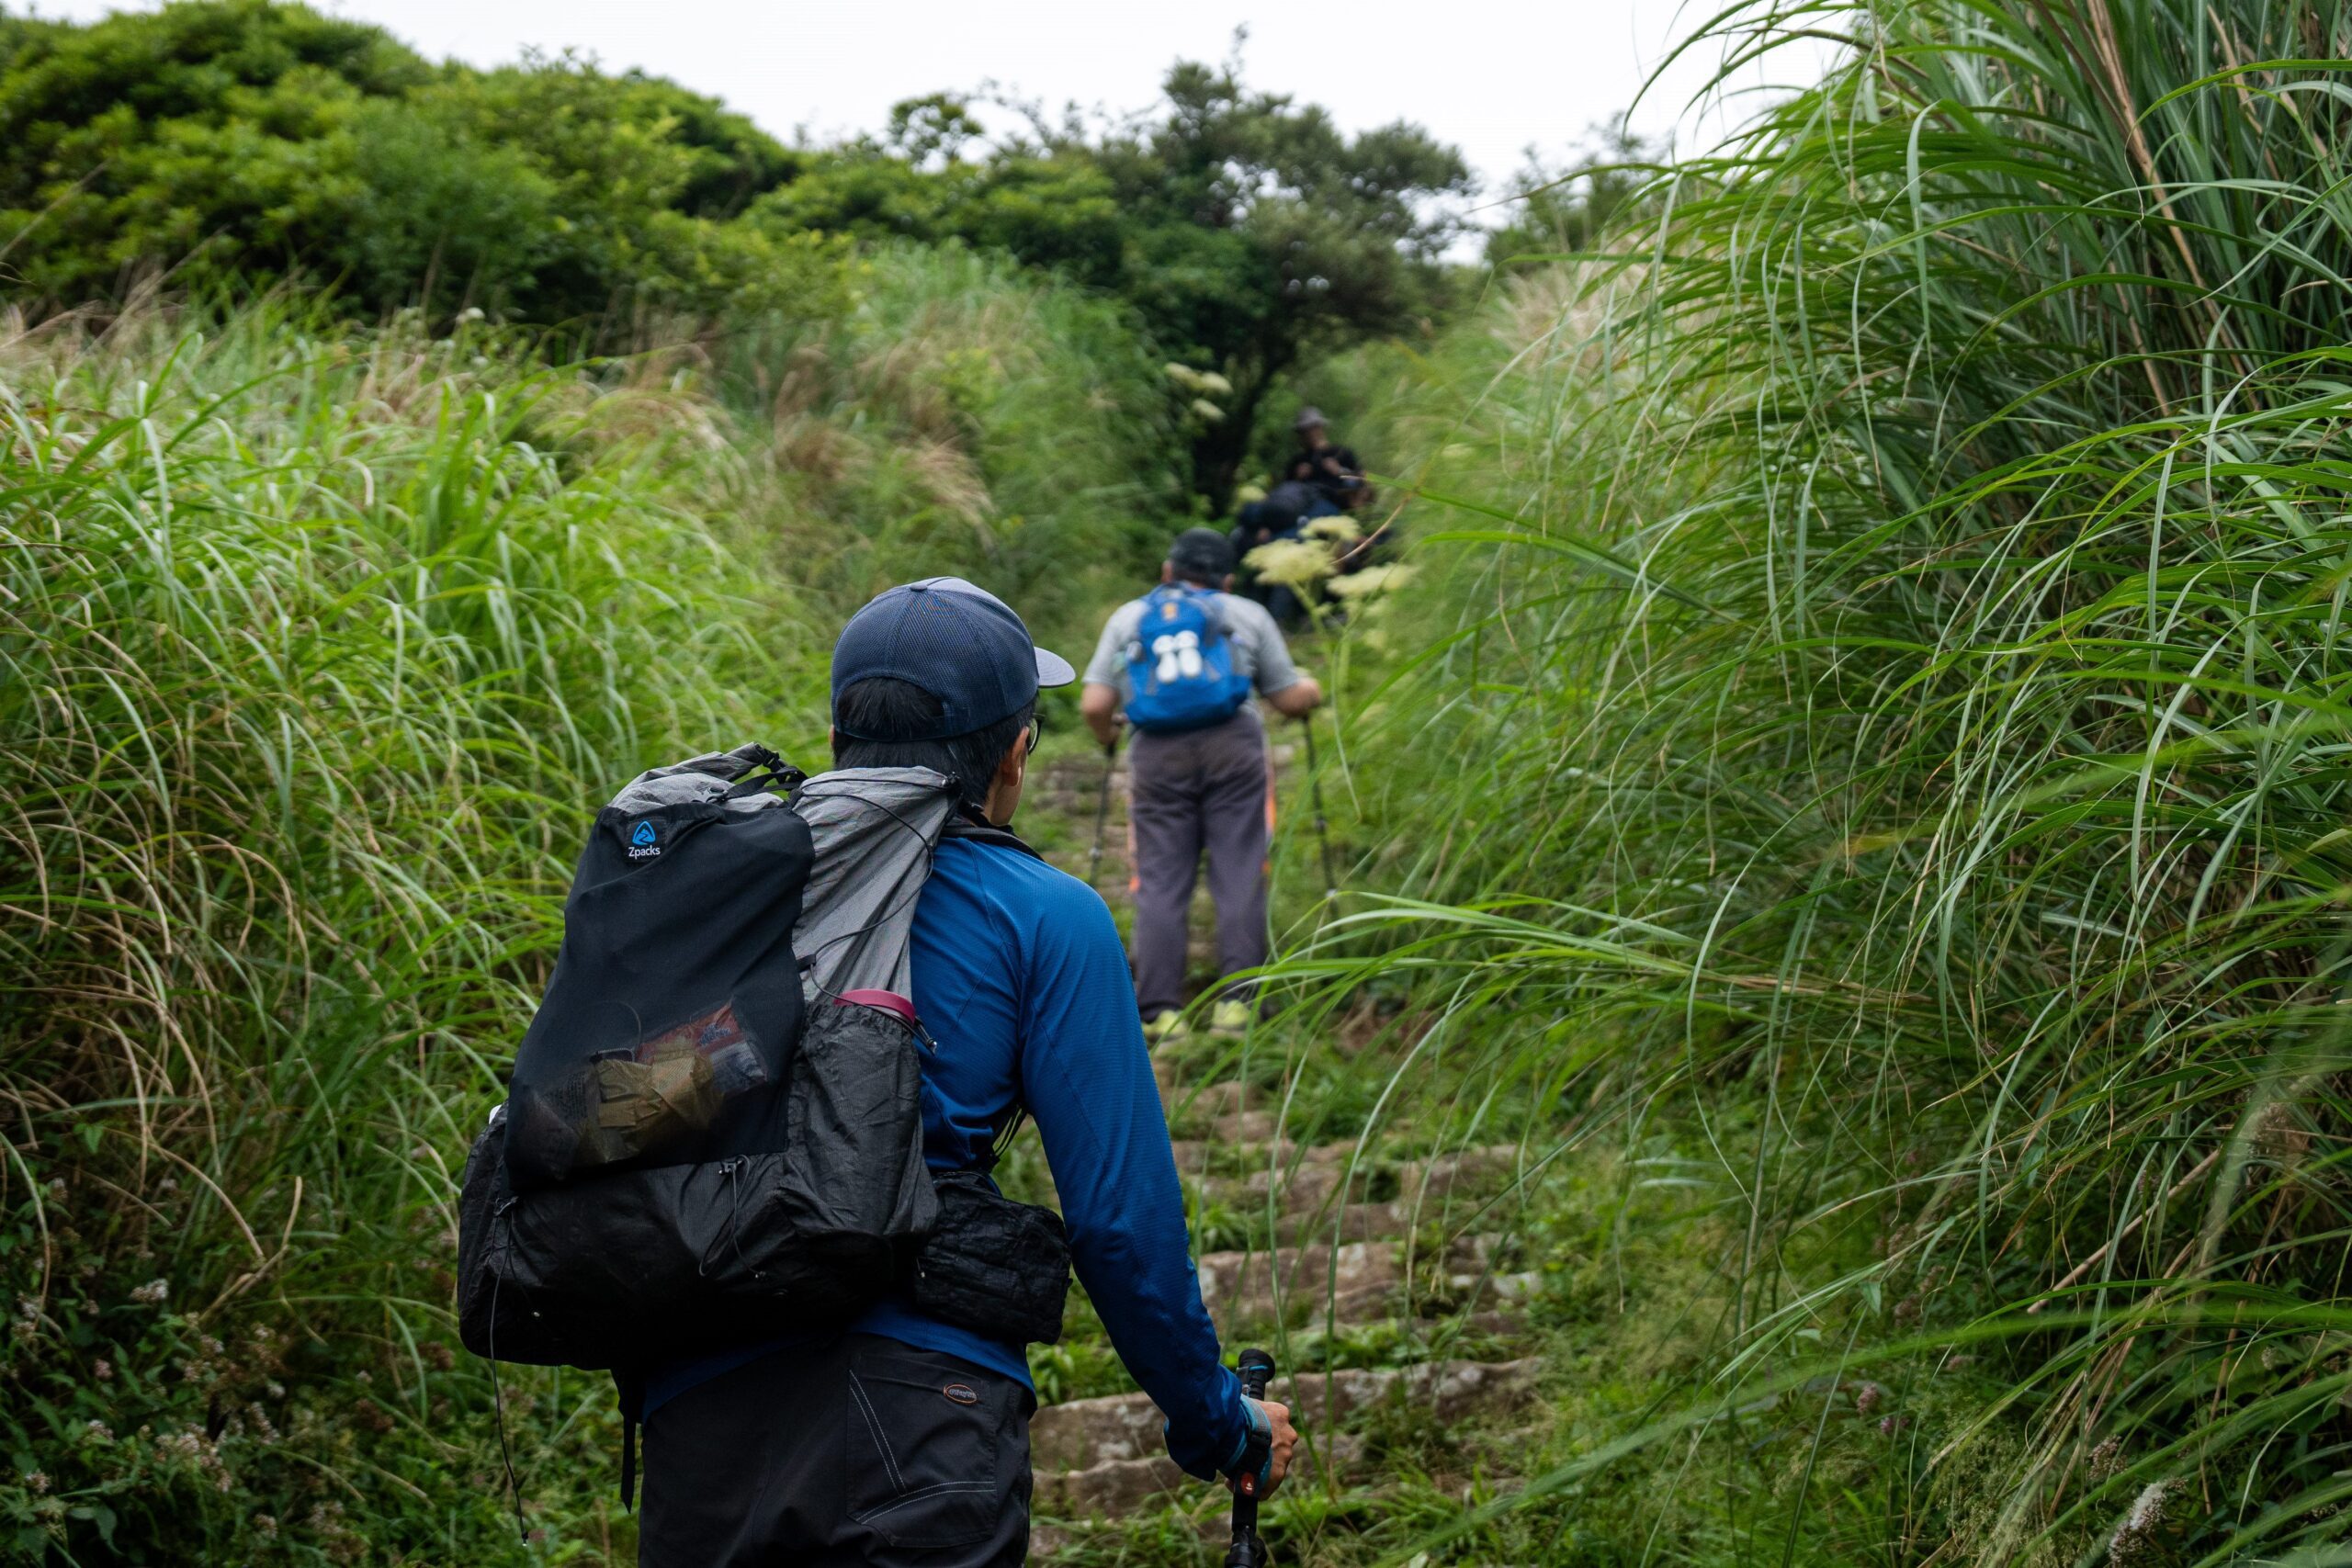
0;2;829;324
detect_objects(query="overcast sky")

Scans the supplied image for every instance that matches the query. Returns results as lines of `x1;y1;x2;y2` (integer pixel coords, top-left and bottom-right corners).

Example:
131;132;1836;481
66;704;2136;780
33;0;1827;219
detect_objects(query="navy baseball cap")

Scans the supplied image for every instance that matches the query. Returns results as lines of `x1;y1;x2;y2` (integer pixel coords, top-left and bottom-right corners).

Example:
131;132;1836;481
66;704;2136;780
831;577;1076;740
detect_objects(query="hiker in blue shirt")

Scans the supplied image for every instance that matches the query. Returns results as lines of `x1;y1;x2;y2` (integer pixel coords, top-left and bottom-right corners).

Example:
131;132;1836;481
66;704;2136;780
637;577;1296;1567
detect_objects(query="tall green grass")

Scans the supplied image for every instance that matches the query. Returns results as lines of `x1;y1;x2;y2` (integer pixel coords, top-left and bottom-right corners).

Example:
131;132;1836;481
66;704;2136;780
0;231;1182;1562
712;244;1182;644
0;302;821;1562
1298;0;2352;1558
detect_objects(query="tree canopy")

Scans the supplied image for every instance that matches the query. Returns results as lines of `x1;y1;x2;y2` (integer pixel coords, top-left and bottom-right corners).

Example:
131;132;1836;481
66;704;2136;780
0;0;833;322
0;3;1475;505
770;63;1474;502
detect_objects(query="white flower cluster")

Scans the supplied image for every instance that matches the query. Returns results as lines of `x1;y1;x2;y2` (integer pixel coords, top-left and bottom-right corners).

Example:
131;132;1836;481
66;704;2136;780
1165;363;1232;424
1329;564;1415;601
1244;538;1337;588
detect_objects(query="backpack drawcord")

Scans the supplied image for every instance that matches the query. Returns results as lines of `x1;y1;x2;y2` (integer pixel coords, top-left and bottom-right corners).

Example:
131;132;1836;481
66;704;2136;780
698;1158;751;1278
488;1200;526;1541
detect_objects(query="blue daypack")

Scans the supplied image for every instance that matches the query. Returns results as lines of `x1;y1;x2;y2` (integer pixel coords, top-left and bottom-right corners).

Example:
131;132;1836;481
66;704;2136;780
1123;585;1253;733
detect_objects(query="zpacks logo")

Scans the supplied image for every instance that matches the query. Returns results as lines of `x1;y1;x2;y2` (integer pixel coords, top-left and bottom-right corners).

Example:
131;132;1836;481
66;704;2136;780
628;819;661;860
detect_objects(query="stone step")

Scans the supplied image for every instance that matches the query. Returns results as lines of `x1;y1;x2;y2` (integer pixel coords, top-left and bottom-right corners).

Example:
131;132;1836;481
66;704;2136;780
1199;1239;1396;1325
1032;1454;1185;1517
1030;1359;1541;1517
1267;1200;1415;1246
1194;1235;1502;1328
1033;1435;1363;1518
1031;1358;1539;1473
1179;1144;1531;1213
1170;1137;1343;1173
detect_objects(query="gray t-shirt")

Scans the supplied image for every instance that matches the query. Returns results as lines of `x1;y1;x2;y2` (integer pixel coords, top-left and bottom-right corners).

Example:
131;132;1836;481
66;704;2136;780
1083;588;1303;702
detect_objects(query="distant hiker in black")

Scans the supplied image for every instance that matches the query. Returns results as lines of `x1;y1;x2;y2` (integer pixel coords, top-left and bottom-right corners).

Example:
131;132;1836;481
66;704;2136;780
1234;478;1334;551
1283;405;1365;510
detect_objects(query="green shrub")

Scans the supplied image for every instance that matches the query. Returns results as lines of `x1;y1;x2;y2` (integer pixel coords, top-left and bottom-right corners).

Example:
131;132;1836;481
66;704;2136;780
0;2;823;326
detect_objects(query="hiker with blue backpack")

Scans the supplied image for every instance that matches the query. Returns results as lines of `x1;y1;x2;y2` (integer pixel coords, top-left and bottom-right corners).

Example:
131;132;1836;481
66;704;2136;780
1080;529;1324;1041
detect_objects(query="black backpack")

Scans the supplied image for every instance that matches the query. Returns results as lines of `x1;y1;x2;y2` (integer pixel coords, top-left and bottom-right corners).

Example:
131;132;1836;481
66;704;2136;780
457;750;972;1370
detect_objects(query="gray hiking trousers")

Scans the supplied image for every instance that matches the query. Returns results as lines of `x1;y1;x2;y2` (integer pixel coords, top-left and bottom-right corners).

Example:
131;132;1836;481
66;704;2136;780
1127;705;1270;1017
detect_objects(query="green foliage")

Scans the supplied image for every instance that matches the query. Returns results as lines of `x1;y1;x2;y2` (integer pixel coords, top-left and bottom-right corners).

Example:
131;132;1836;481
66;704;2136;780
0;304;820;1564
764;62;1475;506
0;1;832;324
1284;0;2352;1558
758;149;1130;294
708;243;1180;642
0;3;1466;523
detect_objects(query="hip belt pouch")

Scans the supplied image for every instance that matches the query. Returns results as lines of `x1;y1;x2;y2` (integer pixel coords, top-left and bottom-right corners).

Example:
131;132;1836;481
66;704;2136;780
911;1170;1070;1346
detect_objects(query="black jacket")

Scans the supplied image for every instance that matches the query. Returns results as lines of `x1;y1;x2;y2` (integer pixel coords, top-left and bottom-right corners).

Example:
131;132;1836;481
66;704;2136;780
1284;443;1363;505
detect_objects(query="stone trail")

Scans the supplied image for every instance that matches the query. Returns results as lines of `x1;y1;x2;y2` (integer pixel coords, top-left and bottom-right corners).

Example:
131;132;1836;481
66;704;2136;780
1020;745;1548;1552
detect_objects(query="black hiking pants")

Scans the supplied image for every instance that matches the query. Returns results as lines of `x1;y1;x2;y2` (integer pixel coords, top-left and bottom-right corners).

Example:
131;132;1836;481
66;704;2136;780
639;1335;1034;1567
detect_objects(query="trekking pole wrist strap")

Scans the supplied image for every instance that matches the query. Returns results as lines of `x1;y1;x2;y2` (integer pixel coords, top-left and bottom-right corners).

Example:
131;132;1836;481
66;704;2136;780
1225;1397;1274;1495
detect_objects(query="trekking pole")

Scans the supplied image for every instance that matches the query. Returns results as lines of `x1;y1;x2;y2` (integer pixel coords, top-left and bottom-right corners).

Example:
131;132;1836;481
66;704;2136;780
1227;1348;1276;1568
1301;716;1337;901
1086;734;1119;890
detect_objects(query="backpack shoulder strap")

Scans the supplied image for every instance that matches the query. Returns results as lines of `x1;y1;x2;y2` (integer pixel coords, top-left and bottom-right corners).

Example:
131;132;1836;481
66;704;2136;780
1193;587;1232;642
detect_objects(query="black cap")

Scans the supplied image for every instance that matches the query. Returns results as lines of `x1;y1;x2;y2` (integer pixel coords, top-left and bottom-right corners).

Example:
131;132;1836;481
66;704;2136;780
1168;527;1234;583
831;577;1075;740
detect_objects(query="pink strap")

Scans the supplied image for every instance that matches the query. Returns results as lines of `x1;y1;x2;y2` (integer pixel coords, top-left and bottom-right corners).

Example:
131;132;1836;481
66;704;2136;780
835;989;919;1027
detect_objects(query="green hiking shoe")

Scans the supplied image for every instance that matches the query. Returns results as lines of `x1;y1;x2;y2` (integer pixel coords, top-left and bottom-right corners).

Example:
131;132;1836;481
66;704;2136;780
1209;999;1252;1037
1144;1009;1190;1044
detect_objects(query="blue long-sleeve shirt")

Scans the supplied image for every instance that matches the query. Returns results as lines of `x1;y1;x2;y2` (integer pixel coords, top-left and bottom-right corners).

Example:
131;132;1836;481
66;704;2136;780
642;835;1248;1479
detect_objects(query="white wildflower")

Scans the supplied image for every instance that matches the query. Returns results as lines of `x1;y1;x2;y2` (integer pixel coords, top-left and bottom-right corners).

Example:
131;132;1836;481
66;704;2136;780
1329;564;1416;600
2109;1478;2175;1565
1244;539;1337;588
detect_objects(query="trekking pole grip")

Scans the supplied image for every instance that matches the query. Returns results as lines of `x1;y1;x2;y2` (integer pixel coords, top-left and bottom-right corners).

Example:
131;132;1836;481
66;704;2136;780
1227;1348;1276;1567
1238;1346;1274;1402
1085;733;1119;888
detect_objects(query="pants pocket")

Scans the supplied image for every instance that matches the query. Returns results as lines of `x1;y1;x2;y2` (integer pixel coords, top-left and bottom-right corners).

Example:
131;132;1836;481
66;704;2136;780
843;1345;1012;1550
